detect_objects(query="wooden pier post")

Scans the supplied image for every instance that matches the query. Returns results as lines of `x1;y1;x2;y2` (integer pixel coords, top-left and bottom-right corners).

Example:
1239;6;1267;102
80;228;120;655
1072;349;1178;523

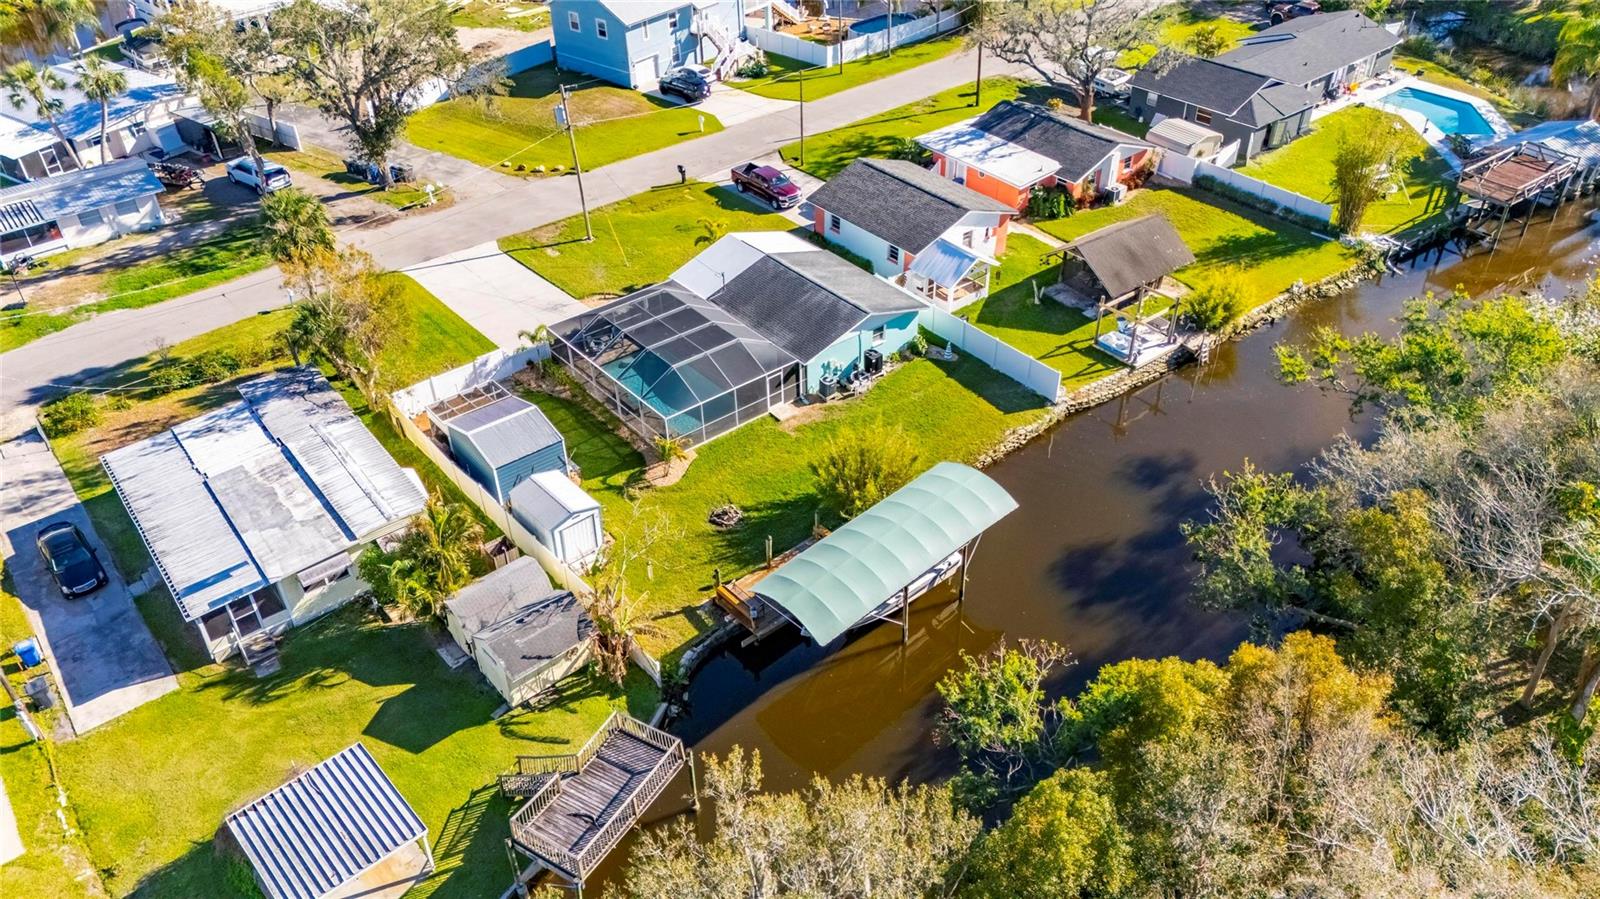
901;588;910;644
688;750;700;810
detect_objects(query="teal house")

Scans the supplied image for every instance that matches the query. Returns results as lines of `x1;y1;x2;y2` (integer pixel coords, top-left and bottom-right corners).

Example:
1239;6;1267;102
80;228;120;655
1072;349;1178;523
550;0;747;90
426;384;569;504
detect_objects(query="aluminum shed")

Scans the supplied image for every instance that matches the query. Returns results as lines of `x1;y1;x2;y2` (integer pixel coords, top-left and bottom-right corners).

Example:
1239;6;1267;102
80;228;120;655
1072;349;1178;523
753;462;1018;645
426;382;568;504
225;743;433;899
509;471;604;568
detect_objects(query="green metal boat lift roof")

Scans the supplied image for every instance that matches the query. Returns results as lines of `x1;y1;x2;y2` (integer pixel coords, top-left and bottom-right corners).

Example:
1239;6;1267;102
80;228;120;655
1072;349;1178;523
755;462;1018;645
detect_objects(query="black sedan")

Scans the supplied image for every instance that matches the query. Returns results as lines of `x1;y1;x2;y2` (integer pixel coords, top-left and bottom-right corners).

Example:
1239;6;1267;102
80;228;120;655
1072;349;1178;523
659;68;711;102
37;522;107;598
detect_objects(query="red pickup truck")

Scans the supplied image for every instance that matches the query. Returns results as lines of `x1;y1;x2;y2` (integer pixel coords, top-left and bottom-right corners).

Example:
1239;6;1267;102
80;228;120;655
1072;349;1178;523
731;163;802;210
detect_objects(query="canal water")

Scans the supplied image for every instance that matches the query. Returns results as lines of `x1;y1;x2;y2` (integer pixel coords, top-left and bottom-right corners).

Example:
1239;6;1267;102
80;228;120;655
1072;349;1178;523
575;205;1600;892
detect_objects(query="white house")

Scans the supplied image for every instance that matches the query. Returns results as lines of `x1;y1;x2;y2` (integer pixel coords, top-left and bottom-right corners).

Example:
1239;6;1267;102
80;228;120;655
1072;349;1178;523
0;59;188;183
102;368;428;664
806;157;1016;310
0;159;165;265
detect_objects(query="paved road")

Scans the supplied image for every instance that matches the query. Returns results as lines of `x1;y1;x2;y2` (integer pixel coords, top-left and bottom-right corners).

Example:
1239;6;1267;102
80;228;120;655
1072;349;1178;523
0;48;1019;436
0;431;178;734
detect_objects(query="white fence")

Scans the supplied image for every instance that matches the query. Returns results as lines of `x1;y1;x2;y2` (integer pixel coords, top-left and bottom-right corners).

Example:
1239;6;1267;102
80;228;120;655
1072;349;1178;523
1161;151;1333;224
747;9;964;68
918;306;1062;402
1155;139;1240;181
391;345;549;418
245;113;300;151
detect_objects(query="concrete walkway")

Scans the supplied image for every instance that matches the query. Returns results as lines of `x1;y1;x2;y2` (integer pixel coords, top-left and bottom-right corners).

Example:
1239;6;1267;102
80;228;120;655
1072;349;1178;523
1;48;1029;436
0;431;178;735
401;243;585;349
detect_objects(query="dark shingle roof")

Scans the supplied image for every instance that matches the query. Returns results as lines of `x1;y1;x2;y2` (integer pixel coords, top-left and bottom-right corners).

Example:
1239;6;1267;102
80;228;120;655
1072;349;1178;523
771;250;923;315
1218;10;1400;85
707;256;856;361
970;101;1151;180
1235;82;1320;126
478;591;593;682
1130;56;1272;116
1067;214;1195;299
446;556;561;635
807;158;1015;253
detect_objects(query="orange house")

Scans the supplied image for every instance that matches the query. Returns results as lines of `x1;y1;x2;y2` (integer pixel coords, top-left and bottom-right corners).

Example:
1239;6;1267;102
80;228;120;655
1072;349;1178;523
916;100;1156;212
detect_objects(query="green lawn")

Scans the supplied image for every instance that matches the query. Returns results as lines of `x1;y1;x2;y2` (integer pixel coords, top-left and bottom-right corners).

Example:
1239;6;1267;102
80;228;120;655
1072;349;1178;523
52;604;657;897
51;275;496;580
1120;6;1257;69
268;145;439;210
450;0;549;31
733;34;965;101
1036;187;1359;309
407;63;722;174
521;359;1052;661
499;182;793;300
1239;106;1455;236
0;224;270;353
779;76;1049;179
954;233;1122;391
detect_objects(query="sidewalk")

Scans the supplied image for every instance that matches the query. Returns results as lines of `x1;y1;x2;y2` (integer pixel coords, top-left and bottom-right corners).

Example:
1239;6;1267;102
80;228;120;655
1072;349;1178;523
1;48;1025;437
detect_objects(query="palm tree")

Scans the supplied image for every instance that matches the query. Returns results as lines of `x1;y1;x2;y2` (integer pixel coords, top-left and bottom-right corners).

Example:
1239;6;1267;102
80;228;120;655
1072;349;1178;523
587;573;665;686
259;188;334;265
74;55;126;165
1554;1;1600;121
399;498;483;617
38;0;97;55
1;60;80;168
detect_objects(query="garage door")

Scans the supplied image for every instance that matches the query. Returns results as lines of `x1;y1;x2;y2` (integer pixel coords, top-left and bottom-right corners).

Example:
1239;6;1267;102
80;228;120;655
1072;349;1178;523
632;55;660;90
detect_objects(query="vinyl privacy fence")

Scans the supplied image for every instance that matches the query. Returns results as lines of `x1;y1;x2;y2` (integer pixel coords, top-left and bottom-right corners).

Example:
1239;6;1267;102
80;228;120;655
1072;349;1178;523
1160;152;1333;224
918;306;1062;402
746;8;964;67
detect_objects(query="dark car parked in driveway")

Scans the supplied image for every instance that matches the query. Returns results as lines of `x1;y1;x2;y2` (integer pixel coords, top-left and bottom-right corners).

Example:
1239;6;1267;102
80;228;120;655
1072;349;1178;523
36;522;107;598
660;67;712;102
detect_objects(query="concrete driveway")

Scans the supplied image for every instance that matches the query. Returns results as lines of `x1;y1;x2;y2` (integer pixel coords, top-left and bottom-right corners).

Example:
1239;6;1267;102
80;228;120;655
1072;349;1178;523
401;242;586;349
0;431;177;735
651;82;799;129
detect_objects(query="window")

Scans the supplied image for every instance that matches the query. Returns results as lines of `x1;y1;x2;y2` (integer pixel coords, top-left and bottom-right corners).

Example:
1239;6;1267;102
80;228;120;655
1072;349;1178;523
567;10;579;30
872;326;886;345
76;208;103;227
828;213;841;233
596;18;607;38
887;245;900;264
642;17;651;38
668;10;678;29
1195;108;1213;125
962;230;974;248
127;120;146;137
114;198;142;217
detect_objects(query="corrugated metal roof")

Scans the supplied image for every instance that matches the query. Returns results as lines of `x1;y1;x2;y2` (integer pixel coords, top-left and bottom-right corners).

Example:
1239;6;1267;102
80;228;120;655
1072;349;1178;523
509;471;600;534
225;743;427;899
1499;120;1600;168
916;120;1061;188
0;199;45;233
238;369;427;539
0;159;163;219
907;239;982;289
102;431;267;620
754;463;1017;645
1145;117;1224;153
445;395;564;469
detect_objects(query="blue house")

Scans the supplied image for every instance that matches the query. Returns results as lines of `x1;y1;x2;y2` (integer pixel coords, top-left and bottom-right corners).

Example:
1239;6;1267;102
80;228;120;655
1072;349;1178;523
550;0;747;90
427;383;569;504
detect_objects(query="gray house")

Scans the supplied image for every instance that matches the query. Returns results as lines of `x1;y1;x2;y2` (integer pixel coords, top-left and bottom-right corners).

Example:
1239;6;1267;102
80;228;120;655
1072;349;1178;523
427;383;569;504
1129;10;1400;162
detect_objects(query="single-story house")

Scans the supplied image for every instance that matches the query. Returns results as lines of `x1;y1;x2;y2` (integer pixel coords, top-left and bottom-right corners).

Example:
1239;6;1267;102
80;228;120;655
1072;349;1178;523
0;159;165;266
426;382;569;505
1144;117;1225;159
102;368;427;663
551;0;746;90
1128;10;1400;162
916;100;1156;211
1057;213;1194;368
551;231;923;444
226;743;435;899
510;471;605;569
0;59;187;183
131;0;287;28
443;557;595;706
807;157;1016;310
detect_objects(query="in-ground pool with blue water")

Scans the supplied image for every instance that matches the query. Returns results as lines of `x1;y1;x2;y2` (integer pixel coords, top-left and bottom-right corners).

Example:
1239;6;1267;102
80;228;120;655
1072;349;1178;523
848;12;918;35
1382;86;1494;137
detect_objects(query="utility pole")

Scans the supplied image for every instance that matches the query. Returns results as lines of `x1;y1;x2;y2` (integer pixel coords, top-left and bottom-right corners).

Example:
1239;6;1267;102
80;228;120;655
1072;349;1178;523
974;1;984;107
558;83;593;242
798;66;805;168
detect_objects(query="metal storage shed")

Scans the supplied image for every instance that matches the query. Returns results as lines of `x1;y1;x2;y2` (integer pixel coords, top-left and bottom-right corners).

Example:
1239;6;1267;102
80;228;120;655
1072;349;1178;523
1145;116;1225;158
753;462;1018;645
427;383;568;504
509;471;604;568
225;743;433;899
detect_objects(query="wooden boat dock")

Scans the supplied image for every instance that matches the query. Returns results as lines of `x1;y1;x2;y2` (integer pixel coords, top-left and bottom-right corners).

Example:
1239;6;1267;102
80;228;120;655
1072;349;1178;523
502;712;691;896
713;536;819;644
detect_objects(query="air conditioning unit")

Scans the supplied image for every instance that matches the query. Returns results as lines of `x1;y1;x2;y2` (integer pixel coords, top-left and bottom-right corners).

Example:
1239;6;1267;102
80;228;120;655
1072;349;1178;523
1105;182;1128;205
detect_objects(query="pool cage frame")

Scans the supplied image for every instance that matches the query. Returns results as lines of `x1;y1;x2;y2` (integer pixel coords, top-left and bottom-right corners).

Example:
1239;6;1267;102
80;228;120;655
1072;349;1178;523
550;289;803;446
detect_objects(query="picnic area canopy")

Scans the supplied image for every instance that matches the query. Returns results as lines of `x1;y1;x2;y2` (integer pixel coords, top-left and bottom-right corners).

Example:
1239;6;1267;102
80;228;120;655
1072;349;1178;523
754;462;1018;645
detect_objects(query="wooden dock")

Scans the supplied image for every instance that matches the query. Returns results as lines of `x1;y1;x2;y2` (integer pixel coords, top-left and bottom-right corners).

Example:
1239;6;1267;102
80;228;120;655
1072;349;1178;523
505;713;689;891
713;537;819;643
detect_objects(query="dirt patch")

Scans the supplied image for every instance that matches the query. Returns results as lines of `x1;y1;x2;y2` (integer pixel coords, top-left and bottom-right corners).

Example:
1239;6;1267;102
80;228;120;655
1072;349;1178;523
776;401;832;432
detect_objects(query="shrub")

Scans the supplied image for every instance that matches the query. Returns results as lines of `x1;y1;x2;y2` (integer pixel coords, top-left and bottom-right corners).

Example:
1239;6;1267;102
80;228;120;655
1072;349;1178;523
811;419;920;518
1398;35;1438;61
654;435;689;463
187;348;242;384
148;360;190;394
887;136;931;167
737;57;770;79
39;392;100;437
1028;185;1069;220
911;332;929;357
1183;267;1248;333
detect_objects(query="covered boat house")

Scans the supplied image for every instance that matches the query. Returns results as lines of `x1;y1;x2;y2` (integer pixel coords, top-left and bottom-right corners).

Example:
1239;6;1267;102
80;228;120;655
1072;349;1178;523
1455;141;1584;247
722;462;1018;645
225;743;434;899
1056;213;1194;367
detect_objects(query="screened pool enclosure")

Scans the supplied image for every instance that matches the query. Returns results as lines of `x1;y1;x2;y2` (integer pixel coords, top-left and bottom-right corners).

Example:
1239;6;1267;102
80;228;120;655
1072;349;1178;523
551;283;802;443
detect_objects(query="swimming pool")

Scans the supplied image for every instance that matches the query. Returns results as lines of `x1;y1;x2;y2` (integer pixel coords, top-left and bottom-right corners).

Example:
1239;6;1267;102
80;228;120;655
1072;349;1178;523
848;12;917;35
1381;86;1494;138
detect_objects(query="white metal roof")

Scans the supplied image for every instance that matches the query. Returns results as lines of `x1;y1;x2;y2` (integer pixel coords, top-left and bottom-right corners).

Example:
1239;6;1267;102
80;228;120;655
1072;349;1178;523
908;239;988;289
1145;116;1224;154
511;471;601;532
670;231;817;298
916;120;1060;188
226;743;427;899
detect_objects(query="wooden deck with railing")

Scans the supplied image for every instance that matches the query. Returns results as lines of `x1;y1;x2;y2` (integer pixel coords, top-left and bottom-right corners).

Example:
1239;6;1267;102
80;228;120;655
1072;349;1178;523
505;712;689;886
